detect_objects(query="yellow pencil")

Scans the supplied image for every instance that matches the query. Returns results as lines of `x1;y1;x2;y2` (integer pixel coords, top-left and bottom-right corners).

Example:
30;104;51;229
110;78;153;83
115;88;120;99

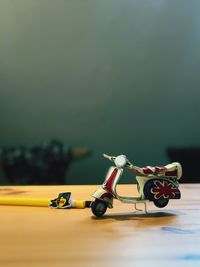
0;197;50;207
0;197;90;208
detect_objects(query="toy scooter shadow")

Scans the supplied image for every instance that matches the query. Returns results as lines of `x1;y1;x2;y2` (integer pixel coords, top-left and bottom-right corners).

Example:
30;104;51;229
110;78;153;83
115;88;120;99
91;154;182;218
91;210;181;222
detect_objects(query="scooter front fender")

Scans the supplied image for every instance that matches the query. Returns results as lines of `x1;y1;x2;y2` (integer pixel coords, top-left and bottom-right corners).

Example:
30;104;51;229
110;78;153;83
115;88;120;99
92;188;113;208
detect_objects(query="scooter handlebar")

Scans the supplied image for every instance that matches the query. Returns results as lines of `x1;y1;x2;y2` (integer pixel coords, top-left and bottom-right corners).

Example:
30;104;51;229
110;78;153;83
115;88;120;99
103;154;116;161
125;161;134;169
103;154;135;169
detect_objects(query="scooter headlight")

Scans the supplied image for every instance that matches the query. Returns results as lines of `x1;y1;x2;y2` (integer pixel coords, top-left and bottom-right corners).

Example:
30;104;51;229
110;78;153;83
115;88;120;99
114;155;127;168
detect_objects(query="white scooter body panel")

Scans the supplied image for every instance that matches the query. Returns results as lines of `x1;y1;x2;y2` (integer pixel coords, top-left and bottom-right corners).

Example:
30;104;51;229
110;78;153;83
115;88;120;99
102;166;123;196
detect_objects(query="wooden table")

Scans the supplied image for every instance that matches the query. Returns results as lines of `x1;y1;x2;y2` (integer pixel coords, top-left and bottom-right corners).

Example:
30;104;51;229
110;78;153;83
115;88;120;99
0;184;199;267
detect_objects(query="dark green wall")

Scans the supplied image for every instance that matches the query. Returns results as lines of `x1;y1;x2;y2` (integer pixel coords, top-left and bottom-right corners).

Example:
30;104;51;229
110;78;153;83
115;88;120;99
0;0;200;184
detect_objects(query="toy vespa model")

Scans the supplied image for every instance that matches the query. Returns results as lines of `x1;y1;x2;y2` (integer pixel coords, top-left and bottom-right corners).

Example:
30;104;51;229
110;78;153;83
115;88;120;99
91;154;182;217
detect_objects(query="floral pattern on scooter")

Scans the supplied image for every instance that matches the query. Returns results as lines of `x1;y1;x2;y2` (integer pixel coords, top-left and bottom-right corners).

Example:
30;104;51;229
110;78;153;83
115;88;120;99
144;179;181;202
151;180;180;200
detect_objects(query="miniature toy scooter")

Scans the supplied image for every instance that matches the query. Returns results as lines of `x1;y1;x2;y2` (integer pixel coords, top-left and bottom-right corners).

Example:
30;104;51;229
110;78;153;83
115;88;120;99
91;154;182;217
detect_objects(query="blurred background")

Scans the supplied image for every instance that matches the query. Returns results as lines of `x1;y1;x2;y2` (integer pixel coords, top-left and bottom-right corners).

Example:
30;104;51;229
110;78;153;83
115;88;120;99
0;0;200;185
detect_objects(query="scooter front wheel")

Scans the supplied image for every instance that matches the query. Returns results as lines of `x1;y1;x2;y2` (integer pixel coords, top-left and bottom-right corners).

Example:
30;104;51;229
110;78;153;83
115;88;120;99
91;199;108;217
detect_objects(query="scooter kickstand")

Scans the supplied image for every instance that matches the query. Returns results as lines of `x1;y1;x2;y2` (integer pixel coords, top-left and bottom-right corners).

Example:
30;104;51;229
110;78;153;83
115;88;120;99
144;202;149;214
134;203;143;212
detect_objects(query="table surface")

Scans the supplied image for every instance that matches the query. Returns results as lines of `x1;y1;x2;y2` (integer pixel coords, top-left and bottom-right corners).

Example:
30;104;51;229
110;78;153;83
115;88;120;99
0;184;199;267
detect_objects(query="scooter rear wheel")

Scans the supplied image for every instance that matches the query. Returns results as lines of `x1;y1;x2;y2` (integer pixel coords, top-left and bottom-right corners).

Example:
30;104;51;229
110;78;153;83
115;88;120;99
154;198;169;208
91;199;108;217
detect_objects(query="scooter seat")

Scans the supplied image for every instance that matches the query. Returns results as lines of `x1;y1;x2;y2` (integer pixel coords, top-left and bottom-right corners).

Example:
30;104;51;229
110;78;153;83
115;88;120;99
163;162;182;179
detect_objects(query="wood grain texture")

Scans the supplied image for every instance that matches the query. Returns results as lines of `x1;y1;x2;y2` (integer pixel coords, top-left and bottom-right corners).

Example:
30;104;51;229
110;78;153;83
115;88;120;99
0;184;199;267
